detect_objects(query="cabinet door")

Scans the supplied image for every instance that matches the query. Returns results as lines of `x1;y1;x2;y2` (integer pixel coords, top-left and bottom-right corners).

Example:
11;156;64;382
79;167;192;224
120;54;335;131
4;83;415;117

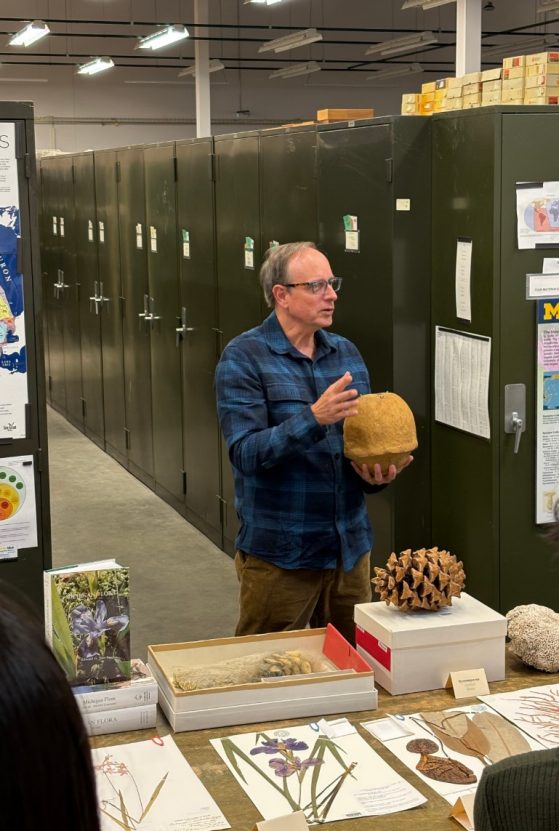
117;146;154;486
74;153;104;448
95;149;126;464
176;139;221;545
144;143;183;510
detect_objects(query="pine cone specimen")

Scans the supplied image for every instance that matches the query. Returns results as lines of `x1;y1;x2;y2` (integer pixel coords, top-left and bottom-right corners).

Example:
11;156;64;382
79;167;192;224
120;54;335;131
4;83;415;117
372;547;465;611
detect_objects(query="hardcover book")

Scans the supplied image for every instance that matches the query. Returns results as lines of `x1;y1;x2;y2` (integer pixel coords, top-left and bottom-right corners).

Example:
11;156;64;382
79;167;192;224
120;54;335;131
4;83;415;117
82;703;157;736
73;658;157;714
44;559;130;687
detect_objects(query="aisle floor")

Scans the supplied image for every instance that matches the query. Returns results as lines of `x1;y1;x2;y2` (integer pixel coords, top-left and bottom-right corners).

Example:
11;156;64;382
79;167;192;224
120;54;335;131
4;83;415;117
47;407;239;661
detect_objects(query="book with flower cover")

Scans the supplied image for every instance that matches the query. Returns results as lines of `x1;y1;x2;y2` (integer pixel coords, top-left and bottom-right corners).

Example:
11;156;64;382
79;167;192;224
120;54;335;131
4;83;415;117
44;559;130;687
73;658;157;714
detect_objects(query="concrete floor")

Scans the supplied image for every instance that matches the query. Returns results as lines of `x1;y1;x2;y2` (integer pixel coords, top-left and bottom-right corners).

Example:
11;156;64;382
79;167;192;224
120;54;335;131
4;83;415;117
47;407;239;661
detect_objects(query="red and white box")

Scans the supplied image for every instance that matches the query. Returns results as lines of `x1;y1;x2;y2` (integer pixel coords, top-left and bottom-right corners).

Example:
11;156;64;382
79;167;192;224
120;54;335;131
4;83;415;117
354;592;506;695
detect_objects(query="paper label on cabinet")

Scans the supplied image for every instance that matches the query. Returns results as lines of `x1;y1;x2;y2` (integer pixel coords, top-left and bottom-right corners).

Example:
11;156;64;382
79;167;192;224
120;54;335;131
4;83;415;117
59;216;65;237
88;220;94;242
345;230;360;252
0;544;17;560
135;223;143;249
182;228;190;259
150;226;157;253
396;198;411;211
244;235;255;269
52;216;58;235
98;220;105;243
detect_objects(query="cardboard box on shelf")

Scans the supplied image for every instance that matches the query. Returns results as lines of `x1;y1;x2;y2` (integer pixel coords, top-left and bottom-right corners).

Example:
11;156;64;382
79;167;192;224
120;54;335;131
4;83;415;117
316;108;374;123
447;86;464;100
419;100;435;114
445;98;463;110
483;79;502;93
502;76;525;90
503;66;525;80
421;80;437;93
524;87;559;103
462;70;481;84
463;81;483;95
481;67;502;82
502;87;524;102
482;90;502;105
148;626;377;732
463;92;482;106
503;54;526;68
447;76;464;90
435;77;450;89
354;592;506;696
401;93;420;104
525;51;559;65
525;73;559;89
526;62;559;75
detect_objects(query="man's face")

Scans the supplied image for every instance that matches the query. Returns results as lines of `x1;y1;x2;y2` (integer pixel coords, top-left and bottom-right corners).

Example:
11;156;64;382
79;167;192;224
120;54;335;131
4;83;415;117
276;248;338;331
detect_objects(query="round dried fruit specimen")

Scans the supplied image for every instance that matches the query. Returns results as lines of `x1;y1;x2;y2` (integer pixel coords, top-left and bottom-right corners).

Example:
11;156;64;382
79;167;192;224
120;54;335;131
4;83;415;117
372;546;465;611
343;392;417;475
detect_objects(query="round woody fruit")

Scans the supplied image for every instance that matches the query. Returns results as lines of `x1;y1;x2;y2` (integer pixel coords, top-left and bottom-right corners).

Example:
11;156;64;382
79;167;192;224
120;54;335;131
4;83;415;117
343;392;418;475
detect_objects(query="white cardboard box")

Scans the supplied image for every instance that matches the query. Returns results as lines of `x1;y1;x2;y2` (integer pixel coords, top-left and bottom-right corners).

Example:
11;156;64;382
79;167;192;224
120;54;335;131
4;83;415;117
354;592;506;696
147;625;377;732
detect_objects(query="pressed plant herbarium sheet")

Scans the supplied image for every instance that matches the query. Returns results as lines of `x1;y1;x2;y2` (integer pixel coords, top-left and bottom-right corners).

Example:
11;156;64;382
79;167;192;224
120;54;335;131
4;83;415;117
479;683;559;748
362;703;544;805
210;723;426;824
92;735;230;831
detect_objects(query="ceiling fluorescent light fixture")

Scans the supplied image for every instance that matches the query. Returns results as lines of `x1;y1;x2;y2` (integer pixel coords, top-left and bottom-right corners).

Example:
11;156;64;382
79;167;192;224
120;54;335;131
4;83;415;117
483;34;557;58
402;0;456;8
367;62;423;81
178;59;225;77
537;0;559;12
137;24;189;51
9;20;50;47
244;1;283;5
259;28;323;54
77;56;115;75
269;60;321;79
365;31;437;58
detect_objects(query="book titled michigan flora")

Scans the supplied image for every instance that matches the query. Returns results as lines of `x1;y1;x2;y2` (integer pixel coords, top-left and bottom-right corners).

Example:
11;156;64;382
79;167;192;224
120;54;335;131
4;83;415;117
44;559;130;687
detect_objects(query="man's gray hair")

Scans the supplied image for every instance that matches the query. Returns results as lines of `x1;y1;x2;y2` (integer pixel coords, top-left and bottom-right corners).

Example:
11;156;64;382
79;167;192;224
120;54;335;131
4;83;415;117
259;241;317;308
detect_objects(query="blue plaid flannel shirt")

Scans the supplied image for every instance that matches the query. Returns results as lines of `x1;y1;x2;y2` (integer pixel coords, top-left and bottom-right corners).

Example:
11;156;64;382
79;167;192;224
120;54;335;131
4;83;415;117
215;312;380;572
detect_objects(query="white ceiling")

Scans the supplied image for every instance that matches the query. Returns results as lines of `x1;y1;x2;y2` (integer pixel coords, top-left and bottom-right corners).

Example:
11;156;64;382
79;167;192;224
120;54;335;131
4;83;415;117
0;0;558;84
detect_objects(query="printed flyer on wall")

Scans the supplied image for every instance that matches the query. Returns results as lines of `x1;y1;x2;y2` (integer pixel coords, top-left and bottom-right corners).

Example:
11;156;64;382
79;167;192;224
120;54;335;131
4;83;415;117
0;455;37;558
516;181;559;250
536;298;559;524
0;122;27;440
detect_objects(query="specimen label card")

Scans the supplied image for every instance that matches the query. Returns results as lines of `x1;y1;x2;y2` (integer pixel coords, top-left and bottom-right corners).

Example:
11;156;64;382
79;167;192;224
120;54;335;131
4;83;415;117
211;724;426;824
445;668;490;699
92;735;230;831
449;793;475;831
254;811;309;831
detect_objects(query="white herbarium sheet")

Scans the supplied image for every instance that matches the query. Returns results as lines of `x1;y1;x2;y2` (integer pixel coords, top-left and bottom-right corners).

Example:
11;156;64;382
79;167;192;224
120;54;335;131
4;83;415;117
479;683;559;749
92;735;230;831
210;723;426;825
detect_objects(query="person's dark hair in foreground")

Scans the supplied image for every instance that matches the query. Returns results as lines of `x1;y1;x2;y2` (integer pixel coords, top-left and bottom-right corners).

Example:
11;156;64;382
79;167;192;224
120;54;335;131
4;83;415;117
0;583;100;831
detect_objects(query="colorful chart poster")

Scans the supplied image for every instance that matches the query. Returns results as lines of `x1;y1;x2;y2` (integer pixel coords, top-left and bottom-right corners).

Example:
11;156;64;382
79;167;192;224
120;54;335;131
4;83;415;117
536;299;559;523
0;454;37;557
516;181;559;250
211;724;426;824
0;122;27;439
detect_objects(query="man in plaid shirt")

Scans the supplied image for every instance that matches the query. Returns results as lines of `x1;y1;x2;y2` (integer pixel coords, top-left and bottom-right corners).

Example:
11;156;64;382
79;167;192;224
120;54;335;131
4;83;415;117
215;242;412;644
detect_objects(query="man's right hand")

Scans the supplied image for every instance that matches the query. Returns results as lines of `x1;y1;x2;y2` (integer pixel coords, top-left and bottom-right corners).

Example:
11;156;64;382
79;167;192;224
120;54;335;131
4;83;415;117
311;372;359;425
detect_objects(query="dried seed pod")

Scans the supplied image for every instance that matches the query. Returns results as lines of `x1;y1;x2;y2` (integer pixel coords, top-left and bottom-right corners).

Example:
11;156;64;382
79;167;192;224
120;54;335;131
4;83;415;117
372;546;465;611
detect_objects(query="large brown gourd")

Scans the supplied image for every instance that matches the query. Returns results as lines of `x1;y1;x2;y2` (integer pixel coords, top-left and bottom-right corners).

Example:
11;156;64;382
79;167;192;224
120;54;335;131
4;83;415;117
343;392;417;474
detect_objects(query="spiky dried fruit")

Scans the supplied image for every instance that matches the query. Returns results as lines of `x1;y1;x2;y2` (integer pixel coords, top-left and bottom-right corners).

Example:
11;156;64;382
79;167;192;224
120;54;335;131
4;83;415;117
372;546;465;611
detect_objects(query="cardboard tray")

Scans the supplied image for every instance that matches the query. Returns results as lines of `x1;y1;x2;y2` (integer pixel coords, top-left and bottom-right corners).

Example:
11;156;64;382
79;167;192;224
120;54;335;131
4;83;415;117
148;625;377;732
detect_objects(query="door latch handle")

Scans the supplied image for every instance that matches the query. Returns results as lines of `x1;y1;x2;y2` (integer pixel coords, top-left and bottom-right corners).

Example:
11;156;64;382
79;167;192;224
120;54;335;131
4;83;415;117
511;411;523;454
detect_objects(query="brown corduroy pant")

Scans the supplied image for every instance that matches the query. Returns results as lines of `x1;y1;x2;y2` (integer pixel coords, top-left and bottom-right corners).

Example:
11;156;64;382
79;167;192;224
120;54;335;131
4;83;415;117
234;550;372;646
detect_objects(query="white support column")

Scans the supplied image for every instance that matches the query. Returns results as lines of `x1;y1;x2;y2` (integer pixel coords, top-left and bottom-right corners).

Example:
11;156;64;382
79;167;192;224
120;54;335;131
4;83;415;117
455;0;482;76
194;0;211;137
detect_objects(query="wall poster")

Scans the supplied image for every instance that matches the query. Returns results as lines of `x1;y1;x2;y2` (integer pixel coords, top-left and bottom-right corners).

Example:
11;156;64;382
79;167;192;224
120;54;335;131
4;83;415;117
536;298;559;523
0;122;28;439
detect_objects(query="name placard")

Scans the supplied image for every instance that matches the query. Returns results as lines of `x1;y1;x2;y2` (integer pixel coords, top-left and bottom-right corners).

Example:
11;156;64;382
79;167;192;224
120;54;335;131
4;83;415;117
446;668;490;699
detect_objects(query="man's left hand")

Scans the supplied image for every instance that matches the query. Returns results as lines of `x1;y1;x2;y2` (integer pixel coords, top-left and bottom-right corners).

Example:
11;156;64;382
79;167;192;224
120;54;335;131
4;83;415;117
351;455;414;485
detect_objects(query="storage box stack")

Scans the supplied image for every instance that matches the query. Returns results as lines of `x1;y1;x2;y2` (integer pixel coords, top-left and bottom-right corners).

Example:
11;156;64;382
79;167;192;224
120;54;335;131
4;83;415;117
73;658;158;736
524;52;559;105
445;76;464;110
501;55;525;104
481;67;502;105
401;92;421;115
462;71;483;109
420;80;436;114
433;77;450;112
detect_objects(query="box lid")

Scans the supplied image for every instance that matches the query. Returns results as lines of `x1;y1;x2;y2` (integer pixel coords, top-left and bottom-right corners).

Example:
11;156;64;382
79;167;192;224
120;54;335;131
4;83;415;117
354;592;506;650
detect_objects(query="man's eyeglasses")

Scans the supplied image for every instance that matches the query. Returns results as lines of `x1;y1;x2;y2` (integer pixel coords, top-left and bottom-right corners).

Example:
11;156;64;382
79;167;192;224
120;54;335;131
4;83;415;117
283;276;342;294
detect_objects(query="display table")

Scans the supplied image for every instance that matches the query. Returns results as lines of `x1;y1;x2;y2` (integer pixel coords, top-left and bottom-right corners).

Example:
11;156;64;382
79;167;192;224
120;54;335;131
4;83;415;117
91;647;559;830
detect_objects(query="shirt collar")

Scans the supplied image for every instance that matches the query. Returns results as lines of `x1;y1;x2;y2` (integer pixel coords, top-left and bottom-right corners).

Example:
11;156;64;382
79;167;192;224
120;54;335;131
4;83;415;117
262;311;337;359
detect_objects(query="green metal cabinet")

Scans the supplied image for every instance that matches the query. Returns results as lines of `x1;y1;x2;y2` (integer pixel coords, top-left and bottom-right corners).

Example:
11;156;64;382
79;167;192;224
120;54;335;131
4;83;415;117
74;152;104;448
317;116;432;566
144;143;184;512
431;107;559;612
94;149;126;465
214;131;263;554
0;104;51;609
117;145;154;487
176;138;221;546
